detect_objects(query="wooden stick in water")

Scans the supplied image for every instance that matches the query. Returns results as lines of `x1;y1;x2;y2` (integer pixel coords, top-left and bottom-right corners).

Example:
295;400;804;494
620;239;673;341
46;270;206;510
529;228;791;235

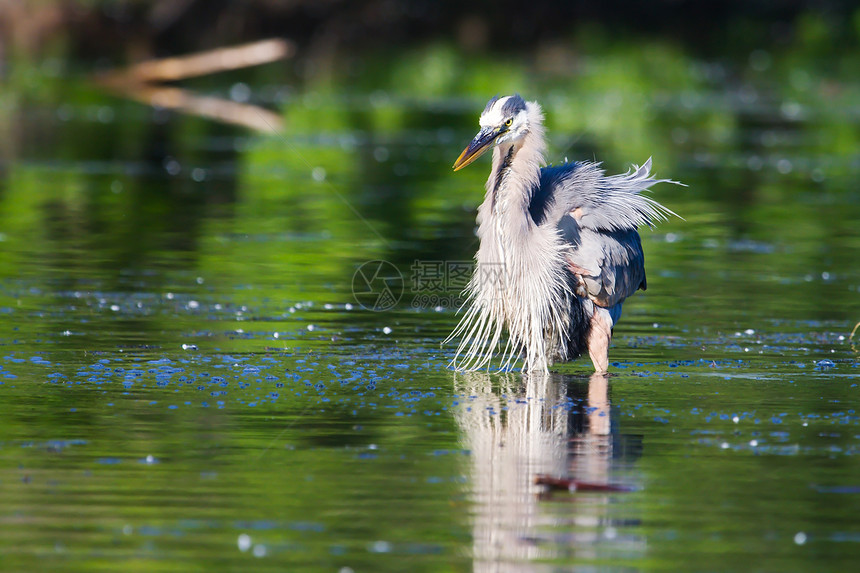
95;38;294;132
115;84;284;132
121;39;295;83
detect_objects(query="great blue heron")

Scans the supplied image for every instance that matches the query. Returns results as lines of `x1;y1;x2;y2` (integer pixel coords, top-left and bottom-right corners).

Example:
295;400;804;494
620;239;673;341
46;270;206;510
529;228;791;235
446;94;679;374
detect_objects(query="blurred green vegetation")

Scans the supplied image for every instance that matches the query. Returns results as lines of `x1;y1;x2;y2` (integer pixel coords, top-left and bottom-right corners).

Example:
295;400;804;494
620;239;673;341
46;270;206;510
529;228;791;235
2;29;859;338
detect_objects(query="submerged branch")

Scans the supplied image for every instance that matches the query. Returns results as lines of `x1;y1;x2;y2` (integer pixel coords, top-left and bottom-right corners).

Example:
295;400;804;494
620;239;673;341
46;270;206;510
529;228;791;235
116;39;295;83
851;321;860;354
95;38;294;132
102;83;284;132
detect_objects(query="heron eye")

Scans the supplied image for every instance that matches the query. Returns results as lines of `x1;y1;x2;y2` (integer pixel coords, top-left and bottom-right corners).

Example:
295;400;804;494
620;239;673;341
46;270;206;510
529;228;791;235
505;118;513;127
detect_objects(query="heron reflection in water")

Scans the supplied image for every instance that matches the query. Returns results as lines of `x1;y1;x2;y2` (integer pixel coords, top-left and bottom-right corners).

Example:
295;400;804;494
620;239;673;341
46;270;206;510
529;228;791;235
447;95;680;374
453;371;643;568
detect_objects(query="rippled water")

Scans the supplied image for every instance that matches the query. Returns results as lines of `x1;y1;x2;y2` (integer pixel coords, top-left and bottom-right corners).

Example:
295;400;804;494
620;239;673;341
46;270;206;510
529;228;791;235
1;55;859;571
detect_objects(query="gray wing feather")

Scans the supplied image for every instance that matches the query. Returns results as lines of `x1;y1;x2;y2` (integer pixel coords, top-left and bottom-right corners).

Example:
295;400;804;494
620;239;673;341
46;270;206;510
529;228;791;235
537;158;679;231
534;158;678;307
571;228;646;308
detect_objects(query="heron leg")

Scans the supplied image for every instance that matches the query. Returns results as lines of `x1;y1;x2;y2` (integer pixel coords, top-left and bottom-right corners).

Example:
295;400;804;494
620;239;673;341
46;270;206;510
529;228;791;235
587;309;612;374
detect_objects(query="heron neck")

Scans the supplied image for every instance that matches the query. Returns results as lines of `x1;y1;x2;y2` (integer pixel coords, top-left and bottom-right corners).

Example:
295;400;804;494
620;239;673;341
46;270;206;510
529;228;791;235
485;124;546;226
475;102;548;276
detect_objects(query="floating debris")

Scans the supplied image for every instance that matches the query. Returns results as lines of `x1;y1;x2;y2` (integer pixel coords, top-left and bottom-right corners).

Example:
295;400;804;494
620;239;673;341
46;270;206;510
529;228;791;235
535;475;633;493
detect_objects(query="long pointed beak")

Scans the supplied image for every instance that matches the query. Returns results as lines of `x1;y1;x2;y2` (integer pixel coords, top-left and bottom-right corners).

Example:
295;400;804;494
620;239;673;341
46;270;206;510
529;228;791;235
452;127;499;171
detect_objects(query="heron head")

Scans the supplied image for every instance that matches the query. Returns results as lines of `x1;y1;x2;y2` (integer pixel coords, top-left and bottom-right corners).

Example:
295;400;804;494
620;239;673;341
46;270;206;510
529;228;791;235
453;94;530;171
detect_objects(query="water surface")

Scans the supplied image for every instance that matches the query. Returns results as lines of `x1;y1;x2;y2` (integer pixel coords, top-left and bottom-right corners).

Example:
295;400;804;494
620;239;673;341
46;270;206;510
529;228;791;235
1;49;859;571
